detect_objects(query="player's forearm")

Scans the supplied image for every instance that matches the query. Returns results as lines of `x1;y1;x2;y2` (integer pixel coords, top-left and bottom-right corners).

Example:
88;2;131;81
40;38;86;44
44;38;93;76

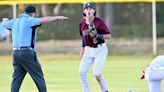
40;16;68;24
103;34;111;40
80;47;85;54
81;47;85;51
80;47;85;57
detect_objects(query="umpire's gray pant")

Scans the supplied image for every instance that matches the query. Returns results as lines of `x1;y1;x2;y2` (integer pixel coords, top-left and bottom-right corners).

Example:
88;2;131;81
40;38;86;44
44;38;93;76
11;49;47;92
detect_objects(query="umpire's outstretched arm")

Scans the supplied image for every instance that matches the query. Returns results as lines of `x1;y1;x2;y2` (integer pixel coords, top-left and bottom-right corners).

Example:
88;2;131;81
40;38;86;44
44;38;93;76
40;16;68;24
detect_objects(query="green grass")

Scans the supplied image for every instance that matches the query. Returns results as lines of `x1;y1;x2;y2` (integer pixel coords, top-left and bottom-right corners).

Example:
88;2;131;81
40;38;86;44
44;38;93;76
0;54;157;92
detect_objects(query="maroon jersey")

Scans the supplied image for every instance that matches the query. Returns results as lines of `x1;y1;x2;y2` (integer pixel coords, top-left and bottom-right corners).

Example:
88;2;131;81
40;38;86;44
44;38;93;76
79;17;110;47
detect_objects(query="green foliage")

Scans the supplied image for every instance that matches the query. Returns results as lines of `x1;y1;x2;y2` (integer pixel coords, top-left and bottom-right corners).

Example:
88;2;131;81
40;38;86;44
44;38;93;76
1;3;164;40
0;6;13;20
113;3;152;25
156;3;164;37
38;4;82;40
157;23;164;37
112;3;152;38
157;3;164;23
112;24;152;38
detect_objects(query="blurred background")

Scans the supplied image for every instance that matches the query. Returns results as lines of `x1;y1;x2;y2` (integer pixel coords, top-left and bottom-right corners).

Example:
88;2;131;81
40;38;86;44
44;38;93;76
0;2;164;55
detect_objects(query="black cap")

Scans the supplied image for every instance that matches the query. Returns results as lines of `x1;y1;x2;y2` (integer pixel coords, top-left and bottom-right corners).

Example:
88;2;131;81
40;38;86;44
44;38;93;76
25;5;36;13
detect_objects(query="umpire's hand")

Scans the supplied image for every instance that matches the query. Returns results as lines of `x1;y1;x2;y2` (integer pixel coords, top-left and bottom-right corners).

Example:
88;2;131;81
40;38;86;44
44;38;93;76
57;16;68;20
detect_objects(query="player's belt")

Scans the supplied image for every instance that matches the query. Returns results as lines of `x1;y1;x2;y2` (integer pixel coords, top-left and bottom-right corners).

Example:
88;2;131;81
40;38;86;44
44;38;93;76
88;45;99;48
13;46;33;50
87;43;105;48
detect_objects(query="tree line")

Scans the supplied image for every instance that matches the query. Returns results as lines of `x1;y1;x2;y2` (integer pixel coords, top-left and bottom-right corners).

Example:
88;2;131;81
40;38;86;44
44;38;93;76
0;3;163;40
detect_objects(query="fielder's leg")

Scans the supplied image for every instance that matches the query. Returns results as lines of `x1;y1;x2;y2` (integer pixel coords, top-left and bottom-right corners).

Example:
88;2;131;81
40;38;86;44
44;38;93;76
145;67;163;92
79;50;94;92
93;45;108;92
147;80;161;92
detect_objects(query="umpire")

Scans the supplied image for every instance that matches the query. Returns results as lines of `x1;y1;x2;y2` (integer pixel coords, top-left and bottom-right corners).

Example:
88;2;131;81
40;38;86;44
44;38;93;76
2;5;68;92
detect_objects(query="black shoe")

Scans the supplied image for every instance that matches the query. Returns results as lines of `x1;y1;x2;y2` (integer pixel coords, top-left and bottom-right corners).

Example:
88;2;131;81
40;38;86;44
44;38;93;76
106;91;108;92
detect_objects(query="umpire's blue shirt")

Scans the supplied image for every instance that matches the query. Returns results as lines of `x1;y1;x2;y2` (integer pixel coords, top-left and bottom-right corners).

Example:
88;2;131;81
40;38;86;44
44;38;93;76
3;13;41;48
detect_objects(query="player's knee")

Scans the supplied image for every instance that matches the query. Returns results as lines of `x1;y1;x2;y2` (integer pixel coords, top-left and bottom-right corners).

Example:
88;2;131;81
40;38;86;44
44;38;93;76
79;70;87;77
94;72;101;77
93;71;102;77
94;74;102;81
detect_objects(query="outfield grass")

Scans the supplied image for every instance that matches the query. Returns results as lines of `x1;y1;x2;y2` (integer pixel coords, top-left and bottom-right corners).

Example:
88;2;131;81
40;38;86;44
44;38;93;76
0;54;158;92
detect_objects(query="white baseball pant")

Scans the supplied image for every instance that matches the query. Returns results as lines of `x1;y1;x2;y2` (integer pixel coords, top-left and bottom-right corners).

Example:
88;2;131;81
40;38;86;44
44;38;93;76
145;56;164;92
79;43;108;92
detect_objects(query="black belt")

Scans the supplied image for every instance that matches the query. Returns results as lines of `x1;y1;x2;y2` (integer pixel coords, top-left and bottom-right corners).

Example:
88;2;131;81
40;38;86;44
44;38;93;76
86;43;104;48
88;45;98;48
13;46;33;50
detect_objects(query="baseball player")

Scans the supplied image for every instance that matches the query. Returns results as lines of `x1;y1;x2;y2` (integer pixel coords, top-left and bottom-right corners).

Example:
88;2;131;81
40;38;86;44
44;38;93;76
143;54;164;92
2;5;68;92
79;2;111;92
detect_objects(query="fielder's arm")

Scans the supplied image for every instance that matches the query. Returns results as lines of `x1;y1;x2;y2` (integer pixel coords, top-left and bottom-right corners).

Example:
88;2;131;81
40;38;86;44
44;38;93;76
80;36;85;58
80;47;85;58
40;16;68;24
96;34;111;40
102;34;111;40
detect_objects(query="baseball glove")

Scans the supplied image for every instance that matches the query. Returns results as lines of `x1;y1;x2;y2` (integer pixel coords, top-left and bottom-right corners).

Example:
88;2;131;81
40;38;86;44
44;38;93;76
88;22;97;38
140;71;145;80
